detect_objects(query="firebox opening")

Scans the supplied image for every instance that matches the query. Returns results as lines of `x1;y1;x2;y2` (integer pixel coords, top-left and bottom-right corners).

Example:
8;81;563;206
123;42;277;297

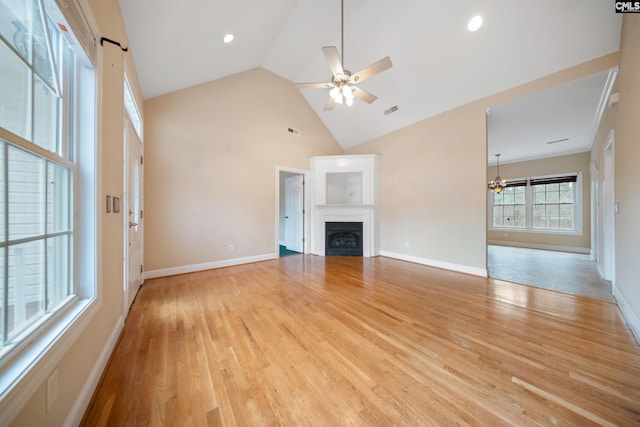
325;222;363;256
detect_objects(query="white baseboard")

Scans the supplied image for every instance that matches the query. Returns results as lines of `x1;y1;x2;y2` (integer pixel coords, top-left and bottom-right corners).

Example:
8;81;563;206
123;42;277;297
488;240;590;254
380;251;488;277
613;285;640;345
144;253;276;280
64;315;124;427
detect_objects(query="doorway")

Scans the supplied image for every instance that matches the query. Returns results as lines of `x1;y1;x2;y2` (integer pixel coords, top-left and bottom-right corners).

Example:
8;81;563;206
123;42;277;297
276;167;310;257
485;68;617;300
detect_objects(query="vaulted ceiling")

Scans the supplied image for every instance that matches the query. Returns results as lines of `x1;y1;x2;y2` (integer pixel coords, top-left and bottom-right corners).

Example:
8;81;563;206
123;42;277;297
119;0;622;156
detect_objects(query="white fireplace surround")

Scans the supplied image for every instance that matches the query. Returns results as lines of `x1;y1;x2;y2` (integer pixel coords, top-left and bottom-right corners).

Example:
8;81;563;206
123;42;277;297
310;155;380;257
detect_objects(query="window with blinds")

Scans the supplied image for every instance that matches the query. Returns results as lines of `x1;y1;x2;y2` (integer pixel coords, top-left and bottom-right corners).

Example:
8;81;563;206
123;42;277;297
490;174;579;232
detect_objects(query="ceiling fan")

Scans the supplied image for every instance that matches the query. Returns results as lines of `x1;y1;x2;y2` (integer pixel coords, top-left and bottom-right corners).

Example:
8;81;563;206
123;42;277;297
296;0;392;111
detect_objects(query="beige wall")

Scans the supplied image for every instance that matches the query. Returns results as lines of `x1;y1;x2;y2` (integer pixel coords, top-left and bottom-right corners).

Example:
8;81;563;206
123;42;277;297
487;152;591;251
10;0;142;426
347;54;618;272
611;16;640;329
143;68;342;272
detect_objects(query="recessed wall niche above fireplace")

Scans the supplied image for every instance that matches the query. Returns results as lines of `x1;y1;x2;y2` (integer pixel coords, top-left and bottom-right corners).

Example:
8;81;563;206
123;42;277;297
310;154;380;257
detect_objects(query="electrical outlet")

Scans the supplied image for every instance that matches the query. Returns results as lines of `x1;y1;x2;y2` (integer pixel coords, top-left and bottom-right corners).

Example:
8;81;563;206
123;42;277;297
228;244;234;252
404;241;410;249
47;370;58;412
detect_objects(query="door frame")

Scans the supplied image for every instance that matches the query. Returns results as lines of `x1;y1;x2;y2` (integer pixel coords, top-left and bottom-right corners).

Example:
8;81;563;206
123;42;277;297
275;166;310;257
598;130;615;283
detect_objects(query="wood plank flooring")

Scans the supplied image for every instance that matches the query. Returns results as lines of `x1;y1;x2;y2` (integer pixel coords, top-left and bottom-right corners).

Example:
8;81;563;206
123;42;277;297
81;256;640;426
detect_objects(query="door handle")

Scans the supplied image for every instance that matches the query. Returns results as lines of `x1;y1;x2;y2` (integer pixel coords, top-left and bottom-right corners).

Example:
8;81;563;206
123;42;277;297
284;216;289;219
129;221;138;228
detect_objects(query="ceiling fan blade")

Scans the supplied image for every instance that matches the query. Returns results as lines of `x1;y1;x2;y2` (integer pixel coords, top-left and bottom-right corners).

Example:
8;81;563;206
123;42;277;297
352;56;392;83
353;86;377;104
322;46;344;78
323;97;335;111
296;82;334;89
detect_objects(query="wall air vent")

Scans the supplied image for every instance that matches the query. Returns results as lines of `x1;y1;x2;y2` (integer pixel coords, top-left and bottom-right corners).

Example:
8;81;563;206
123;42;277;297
384;105;399;115
546;138;569;145
287;128;300;135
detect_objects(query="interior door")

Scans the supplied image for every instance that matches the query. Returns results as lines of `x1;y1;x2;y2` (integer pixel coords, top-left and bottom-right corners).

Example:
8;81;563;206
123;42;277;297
284;175;304;253
125;120;143;310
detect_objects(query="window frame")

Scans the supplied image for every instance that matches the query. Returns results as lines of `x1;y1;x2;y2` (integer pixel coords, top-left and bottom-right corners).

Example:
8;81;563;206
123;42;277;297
488;172;583;235
0;0;98;423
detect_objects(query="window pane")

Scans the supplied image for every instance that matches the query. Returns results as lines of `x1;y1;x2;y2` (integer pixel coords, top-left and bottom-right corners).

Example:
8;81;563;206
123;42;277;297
47;234;70;309
514;188;525;204
0;40;32;140
547;205;560;228
547;185;560;203
559;204;574;230
514;205;526;227
503;205;514;220
8;239;45;339
0;140;5;243
559;183;574;203
0;0;34;64
533;186;545;203
0;247;4;348
503;189;514;205
34;76;59;153
9;146;45;240
31;1;56;88
533;204;546;228
47;162;70;233
493;206;503;227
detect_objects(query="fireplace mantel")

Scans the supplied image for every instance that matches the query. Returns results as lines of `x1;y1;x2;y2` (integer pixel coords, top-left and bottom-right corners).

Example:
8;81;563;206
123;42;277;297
310;155;380;257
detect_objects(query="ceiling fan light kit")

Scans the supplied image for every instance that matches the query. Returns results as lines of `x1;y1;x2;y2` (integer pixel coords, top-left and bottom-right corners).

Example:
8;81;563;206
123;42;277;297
296;0;392;111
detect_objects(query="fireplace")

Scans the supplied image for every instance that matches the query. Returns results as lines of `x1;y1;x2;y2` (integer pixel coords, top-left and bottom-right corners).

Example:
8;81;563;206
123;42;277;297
325;222;363;256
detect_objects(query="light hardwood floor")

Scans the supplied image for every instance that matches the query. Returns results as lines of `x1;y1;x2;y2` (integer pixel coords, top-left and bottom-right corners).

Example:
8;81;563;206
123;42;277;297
82;256;640;426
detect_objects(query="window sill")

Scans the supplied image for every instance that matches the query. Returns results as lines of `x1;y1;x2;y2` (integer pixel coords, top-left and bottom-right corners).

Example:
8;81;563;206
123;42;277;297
488;227;581;236
0;296;99;426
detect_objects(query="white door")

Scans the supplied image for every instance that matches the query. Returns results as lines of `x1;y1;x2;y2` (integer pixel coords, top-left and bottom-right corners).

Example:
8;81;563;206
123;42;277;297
124;120;143;310
284;175;304;253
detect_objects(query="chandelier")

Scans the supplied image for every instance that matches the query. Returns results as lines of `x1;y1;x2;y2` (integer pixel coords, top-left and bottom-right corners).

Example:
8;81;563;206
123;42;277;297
488;154;507;193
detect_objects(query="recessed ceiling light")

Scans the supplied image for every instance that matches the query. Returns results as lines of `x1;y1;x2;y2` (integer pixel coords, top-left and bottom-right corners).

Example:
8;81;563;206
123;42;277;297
223;34;234;43
468;15;483;32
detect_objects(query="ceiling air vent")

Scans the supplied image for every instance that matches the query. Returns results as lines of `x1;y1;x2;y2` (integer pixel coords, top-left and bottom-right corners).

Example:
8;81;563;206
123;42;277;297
287;127;300;135
384;105;399;115
546;138;569;145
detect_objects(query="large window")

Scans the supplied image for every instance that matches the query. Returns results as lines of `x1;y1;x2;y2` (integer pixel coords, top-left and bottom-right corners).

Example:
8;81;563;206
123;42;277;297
0;0;89;359
490;174;580;233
